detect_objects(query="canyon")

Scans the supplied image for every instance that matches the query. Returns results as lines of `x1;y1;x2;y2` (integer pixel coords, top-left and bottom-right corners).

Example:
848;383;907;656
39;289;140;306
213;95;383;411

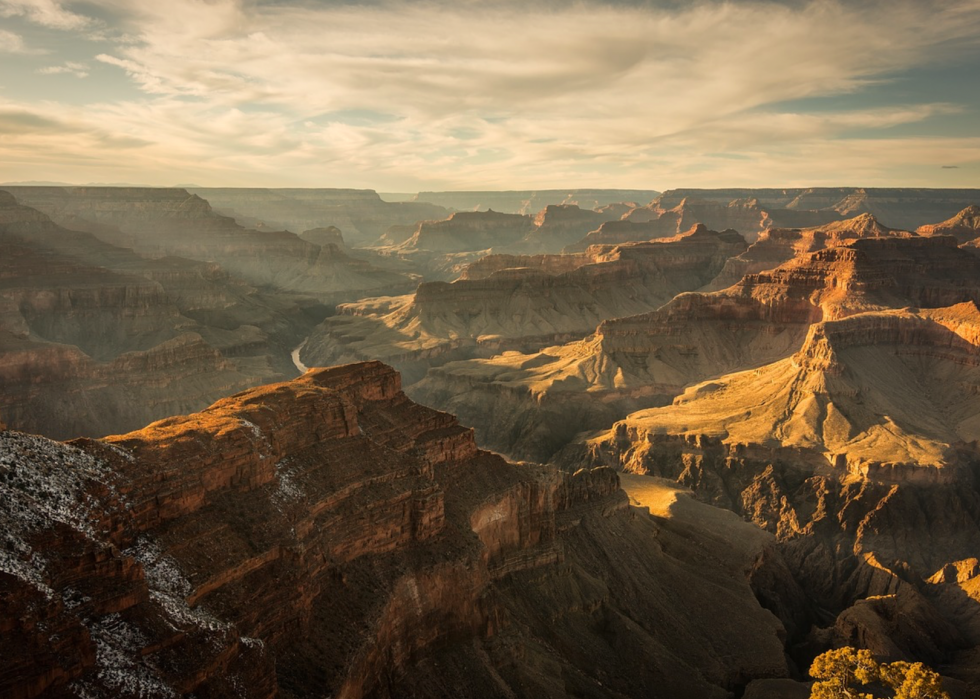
413;224;980;462
3;187;980;698
0;362;792;698
300;224;746;383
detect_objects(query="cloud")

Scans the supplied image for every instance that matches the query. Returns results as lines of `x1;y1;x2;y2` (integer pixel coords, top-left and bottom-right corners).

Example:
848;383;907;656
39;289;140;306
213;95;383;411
37;60;89;77
0;28;37;53
0;0;94;30
3;0;980;188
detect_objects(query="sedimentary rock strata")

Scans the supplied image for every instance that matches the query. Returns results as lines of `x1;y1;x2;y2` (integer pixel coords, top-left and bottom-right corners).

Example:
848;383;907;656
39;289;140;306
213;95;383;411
302;224;746;384
4;187;418;300
414;235;980;462
0;191;319;438
568;305;980;691
703;213;913;291
189;187;449;246
0;362;790;698
408;188;660;214
917;205;980;245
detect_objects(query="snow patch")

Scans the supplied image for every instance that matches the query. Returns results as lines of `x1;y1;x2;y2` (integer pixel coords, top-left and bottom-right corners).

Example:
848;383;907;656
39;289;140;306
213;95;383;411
0;431;118;596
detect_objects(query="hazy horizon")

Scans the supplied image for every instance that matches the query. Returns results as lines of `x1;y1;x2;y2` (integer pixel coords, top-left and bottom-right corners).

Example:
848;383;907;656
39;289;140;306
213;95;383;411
2;0;979;191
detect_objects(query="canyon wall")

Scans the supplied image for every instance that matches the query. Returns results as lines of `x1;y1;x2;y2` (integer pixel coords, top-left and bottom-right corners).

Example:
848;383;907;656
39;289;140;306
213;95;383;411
0;362;791;699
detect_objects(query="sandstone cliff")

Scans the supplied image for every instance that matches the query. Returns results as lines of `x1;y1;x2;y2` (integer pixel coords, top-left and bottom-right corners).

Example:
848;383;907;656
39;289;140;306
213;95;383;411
373;204;634;277
917;205;980;245
0;362;790;698
413;235;980;462
702;213;914;291
301;225;746;384
565;305;980;692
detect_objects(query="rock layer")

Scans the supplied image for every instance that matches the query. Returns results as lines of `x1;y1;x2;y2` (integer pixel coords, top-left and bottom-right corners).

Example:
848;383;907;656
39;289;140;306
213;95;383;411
0;361;790;698
303;225;746;384
0;191;319;438
3;187;417;300
414;235;980;462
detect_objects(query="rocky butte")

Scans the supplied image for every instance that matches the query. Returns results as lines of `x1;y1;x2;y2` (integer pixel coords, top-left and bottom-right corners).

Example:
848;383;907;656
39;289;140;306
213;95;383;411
1;361;798;698
566;303;980;692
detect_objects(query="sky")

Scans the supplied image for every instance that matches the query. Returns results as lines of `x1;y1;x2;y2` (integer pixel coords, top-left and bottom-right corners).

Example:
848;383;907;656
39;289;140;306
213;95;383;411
0;0;979;191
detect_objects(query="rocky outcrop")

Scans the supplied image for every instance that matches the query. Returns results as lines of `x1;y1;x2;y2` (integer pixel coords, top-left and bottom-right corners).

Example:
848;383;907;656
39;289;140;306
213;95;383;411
0;361;790;698
3;187;418;300
299;225;346;248
917;205;980;245
593;304;980;473
563;216;681;251
190;187;449;246
655;187;980;231
557;304;980;690
414;235;980;462
302;225;747;384
0;331;279;440
398;209;536;253
703;213;914;291
521;204;614;251
374;204;636;276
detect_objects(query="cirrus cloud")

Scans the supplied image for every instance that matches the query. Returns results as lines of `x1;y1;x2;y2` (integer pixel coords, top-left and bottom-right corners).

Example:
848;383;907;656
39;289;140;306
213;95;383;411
1;0;979;189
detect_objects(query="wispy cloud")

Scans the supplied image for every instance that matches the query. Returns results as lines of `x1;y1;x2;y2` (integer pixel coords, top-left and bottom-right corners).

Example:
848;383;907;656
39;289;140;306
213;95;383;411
2;0;980;188
0;28;39;53
36;60;89;77
0;0;94;30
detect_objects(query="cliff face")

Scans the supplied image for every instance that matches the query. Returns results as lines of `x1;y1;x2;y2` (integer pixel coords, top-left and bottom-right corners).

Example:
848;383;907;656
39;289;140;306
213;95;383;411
413;235;980;463
374;204;634;276
0;191;324;438
703;213;914;291
3;187;418;300
0;361;790;699
917;205;980;245
654;187;980;231
189;187;450;247
409;189;659;214
567;306;980;690
399;210;537;253
567;194;847;252
596;303;980;473
301;225;746;385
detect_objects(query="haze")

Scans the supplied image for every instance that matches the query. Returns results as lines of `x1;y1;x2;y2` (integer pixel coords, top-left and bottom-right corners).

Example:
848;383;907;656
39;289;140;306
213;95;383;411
1;0;980;190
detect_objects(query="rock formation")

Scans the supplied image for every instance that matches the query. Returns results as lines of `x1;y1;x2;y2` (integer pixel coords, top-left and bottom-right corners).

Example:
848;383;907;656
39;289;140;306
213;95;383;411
189;187;449;246
409;189;660;214
565;195;846;251
398;209;537;254
3;187;418;301
0;361;791;698
373;204;638;277
917;205;980;245
655;187;980;231
569;305;980;692
0;191;320;438
702;213;914;291
301;225;746;384
414;235;980;462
